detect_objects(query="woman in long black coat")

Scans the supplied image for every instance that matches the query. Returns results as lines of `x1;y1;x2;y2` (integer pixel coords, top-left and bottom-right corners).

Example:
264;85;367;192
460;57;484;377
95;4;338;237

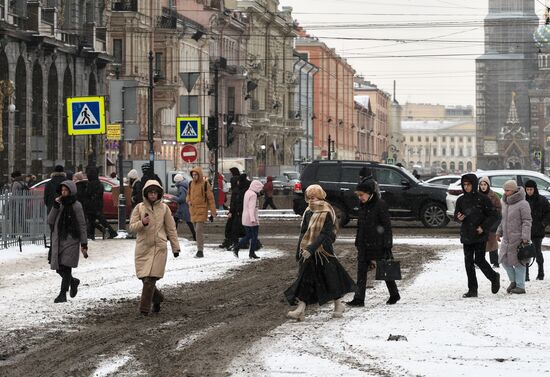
285;184;355;321
347;178;400;306
524;180;550;280
48;180;88;303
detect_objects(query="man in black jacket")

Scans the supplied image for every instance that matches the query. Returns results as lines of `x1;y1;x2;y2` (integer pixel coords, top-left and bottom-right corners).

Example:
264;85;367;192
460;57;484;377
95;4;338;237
455;173;500;297
524;180;549;280
85;166;117;239
44;165;67;214
219;167;241;249
132;163;162;205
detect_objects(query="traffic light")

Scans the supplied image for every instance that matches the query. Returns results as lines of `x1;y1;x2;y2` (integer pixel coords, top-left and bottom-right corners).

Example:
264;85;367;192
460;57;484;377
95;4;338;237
226;114;235;147
207;116;218;150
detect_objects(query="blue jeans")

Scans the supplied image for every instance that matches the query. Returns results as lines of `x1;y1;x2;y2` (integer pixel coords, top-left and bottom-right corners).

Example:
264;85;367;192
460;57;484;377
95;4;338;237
238;225;259;255
502;263;526;289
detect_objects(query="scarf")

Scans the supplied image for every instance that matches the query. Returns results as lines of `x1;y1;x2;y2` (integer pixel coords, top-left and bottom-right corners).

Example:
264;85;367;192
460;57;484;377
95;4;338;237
58;196;80;241
299;200;337;257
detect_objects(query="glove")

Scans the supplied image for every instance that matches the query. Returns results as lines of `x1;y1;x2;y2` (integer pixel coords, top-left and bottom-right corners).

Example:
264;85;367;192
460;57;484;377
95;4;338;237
81;245;88;259
209;215;214;223
173;251;180;258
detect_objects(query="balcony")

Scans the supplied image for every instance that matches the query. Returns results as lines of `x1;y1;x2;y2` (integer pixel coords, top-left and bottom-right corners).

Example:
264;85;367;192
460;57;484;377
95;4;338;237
111;1;138;12
157;7;206;32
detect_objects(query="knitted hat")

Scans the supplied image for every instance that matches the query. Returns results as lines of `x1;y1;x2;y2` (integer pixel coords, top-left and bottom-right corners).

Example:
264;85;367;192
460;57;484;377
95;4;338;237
54;165;64;173
356;178;376;194
503;180;518;192
174;174;184;183
524;179;537;189
127;169;139;179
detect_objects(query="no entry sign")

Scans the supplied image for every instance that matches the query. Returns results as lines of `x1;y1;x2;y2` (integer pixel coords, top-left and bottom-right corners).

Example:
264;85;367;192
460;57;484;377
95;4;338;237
181;144;198;163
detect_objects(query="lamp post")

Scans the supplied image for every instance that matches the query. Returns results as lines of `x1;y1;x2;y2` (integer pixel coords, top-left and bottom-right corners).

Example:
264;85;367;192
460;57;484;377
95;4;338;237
0;80;15;153
148;51;155;171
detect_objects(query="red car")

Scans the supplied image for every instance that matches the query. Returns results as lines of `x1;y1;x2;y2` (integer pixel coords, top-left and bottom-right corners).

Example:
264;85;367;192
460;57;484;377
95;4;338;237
31;177;177;219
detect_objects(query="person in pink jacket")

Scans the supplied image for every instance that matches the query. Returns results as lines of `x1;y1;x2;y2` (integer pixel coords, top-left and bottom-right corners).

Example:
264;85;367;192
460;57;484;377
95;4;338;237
233;180;263;259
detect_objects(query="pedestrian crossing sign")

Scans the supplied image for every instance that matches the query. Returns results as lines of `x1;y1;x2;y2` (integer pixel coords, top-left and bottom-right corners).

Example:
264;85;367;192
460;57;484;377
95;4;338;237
67;96;106;135
176;116;202;143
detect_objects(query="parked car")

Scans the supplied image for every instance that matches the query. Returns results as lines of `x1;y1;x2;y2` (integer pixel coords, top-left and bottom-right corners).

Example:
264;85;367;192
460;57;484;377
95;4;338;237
31;177;178;219
445;170;550;218
293;160;450;228
424;175;461;187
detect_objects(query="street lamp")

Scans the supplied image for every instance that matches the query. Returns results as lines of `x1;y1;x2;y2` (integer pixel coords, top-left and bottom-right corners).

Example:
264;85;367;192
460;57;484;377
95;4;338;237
0;80;15;153
260;144;266;176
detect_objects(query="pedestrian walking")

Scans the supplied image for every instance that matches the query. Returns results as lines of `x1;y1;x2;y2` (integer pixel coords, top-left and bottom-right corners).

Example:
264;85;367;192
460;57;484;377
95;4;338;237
262;176;277;209
187;167;217;258
284;184;355;321
173;174;196;241
478;176;502;268
219;167;241;249
44;165;67;214
9;171;27;193
497;180;532;294
454;174;500;298
132;163;162;205
47;180;88;303
129;180;181;315
524;180;549;281
26;174;37;188
347;178;400;307
73;172;88;209
232;179;263;259
85;166;118;239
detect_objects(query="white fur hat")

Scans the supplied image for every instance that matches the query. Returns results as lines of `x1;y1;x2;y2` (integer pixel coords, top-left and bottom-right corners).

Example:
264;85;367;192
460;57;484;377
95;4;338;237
127;169;139;179
174;174;184;183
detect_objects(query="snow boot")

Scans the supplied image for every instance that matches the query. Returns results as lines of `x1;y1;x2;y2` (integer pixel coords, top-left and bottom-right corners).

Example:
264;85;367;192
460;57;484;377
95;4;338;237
346;298;365;307
54;291;67;303
536;263;544;280
152;288;164;313
139;278;156;315
69;278;80;298
462;291;478;298
249;252;260;259
386;294;401;305
491;272;500;294
333;299;345;318
510;287;526;294
108;228;118;239
287;300;306;321
195;250;204;258
506;282;516;293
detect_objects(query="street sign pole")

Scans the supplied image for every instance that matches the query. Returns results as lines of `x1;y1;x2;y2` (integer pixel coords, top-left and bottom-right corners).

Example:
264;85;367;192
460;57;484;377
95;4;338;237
148;51;155;172
118;87;126;232
213;63;219;207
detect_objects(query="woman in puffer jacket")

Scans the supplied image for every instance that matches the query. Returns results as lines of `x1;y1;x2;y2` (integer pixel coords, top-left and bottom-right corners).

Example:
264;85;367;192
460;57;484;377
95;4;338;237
478;176;502;268
497;180;532;294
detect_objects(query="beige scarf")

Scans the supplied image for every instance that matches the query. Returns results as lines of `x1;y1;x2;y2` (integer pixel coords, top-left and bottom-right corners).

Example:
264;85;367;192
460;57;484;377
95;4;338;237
299;200;337;256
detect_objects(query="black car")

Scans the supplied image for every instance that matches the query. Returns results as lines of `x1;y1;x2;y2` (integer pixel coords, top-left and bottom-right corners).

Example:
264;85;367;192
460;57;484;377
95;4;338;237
293;160;449;228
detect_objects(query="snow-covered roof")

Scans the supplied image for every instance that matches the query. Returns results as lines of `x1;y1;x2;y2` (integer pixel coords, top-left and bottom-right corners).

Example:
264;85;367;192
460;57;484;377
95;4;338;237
401;120;472;131
354;95;370;108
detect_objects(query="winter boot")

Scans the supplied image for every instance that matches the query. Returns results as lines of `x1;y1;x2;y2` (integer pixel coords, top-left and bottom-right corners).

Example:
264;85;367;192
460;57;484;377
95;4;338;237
219;239;230;249
491;272;500;294
54;291;67;303
139;278;156;315
249;252;260;259
232;244;240;258
287;300;306;321
386;294;401;305
346;298;365;307
462;291;478;298
152;288;164;313
108;228;118;239
255;240;263;251
510;287;526;294
69;278;80;298
506;282;516;293
333;299;345;318
195;250;204;258
536;263;544;280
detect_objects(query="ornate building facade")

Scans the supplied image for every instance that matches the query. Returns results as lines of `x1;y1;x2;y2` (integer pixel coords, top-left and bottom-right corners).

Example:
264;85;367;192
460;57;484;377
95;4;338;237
0;0;110;185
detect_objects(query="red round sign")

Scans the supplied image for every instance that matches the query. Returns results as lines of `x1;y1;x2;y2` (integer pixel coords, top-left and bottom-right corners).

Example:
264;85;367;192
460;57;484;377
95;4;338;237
181;144;198;163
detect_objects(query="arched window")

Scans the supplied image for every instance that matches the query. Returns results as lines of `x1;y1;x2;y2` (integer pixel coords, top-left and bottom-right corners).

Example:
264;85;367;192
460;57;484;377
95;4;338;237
441;162;447;171
467;161;473;171
458;161;464;172
450;161;456;172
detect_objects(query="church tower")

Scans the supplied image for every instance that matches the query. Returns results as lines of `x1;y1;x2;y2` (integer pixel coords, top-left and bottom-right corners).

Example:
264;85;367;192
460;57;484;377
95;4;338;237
476;0;538;169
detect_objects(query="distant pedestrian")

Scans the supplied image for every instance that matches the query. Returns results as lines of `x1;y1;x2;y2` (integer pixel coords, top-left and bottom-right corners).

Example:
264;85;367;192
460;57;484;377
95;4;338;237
26;174;37;188
85;166;117;239
9;171;27;193
127;169;140;208
219;167;241;249
347;178;400;307
73;172;88;210
109;171;119;185
262;176;277;209
129;180;180;315
478;176;502;268
44;165;67;214
524;180;549;281
187;167;217;258
132;163;162;205
173;174;196;241
285;184;355;321
455;174;500;298
232;179;263;259
412;169;421;180
48;180;88;303
497;180;532;294
228;174;250;251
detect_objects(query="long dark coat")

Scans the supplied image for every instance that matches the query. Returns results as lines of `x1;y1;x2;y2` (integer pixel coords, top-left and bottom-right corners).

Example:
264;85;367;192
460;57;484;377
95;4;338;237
526;186;550;239
285;209;355;306
85;168;104;214
48;180;88;270
355;194;392;261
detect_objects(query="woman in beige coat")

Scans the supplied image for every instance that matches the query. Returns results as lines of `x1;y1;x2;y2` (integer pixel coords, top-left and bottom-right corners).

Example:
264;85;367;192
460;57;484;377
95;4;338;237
187;167;217;258
130;180;181;315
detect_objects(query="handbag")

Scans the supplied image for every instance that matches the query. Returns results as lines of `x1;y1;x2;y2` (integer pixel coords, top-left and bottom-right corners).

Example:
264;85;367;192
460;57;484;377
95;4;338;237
517;242;536;267
375;259;402;281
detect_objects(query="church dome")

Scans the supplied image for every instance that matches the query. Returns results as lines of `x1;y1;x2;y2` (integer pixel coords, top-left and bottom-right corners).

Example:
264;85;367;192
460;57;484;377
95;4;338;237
534;24;550;51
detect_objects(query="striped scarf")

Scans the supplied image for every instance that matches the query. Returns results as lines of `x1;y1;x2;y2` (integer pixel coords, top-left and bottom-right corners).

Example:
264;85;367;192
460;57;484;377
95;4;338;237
299;200;337;255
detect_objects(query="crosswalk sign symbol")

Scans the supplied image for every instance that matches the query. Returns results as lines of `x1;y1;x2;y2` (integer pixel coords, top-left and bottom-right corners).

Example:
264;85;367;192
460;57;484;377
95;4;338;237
176;117;202;143
67;96;106;135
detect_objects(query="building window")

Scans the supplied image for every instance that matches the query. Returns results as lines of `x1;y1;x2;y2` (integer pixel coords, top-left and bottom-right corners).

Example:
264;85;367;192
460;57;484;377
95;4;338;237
459;147;463;157
450;137;454;142
113;39;123;64
442;136;446;142
417;136;421;142
433;148;437;156
459;137;463;142
433;136;437;142
442;147;446;155
468;137;472;142
410;136;413;142
227;87;235;113
451;147;455;156
425;137;429;142
154;52;164;78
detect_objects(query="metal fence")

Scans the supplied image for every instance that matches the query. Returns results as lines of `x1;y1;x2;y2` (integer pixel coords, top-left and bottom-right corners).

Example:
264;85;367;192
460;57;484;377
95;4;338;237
0;189;49;250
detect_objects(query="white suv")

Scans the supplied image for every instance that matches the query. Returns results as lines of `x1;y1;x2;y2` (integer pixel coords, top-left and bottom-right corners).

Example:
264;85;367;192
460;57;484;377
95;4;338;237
446;170;550;218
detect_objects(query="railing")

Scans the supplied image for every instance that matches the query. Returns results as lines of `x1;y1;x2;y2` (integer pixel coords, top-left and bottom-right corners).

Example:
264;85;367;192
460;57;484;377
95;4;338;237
111;1;138;12
0;189;49;250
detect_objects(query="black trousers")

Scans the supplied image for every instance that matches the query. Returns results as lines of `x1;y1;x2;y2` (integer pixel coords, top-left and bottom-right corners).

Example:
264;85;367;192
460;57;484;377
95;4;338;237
488;250;499;266
87;212;113;239
175;216;196;241
526;237;544;278
56;265;72;293
355;254;398;302
262;197;277;209
463;242;497;292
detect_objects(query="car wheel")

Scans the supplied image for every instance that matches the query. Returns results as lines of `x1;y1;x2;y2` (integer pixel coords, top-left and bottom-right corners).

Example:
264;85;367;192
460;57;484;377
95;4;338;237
420;202;449;228
332;203;350;228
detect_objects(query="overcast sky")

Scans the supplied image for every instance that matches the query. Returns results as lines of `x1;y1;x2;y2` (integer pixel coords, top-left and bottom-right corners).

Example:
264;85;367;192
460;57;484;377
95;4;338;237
279;0;547;107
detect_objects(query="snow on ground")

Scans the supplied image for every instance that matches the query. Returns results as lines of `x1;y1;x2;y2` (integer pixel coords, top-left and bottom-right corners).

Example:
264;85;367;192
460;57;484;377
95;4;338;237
0;238;281;330
228;241;550;377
